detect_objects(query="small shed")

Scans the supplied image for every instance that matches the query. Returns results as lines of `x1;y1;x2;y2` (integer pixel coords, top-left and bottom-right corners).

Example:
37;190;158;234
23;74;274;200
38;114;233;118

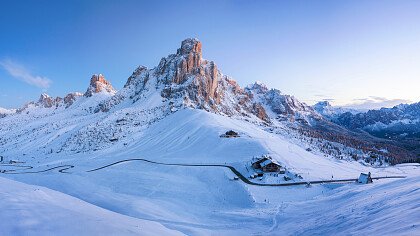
358;172;373;184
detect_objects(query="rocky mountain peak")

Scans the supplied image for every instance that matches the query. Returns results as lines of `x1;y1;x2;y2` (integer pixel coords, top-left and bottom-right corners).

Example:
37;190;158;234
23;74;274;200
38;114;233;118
36;93;63;108
85;74;116;97
39;93;50;101
99;38;321;124
246;82;269;94
38;93;54;108
124;66;148;88
178;38;202;56
153;38;218;101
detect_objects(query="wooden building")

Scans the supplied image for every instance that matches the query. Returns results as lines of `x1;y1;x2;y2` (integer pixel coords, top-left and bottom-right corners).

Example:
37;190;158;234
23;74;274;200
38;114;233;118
252;156;282;172
260;159;281;172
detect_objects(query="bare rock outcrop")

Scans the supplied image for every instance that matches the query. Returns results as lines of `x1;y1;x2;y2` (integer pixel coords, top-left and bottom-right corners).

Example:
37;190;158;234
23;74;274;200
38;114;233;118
84;74;116;97
64;92;83;107
38;93;64;108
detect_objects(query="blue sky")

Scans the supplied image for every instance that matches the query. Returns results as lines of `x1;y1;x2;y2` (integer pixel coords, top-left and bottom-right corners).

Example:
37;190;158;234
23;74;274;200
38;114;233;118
1;0;420;109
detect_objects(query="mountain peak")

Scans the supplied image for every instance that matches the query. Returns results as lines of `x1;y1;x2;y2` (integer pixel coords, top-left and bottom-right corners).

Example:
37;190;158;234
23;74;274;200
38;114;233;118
178;38;202;55
314;101;332;108
38;93;54;108
85;74;116;97
246;81;269;94
39;93;51;101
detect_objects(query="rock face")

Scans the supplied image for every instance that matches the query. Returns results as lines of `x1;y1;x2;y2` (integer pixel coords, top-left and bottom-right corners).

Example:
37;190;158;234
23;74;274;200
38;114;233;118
123;38;270;121
246;82;321;124
38;93;55;108
15;92;83;113
84;74;116;97
155;38;219;104
38;93;63;108
64;92;83;108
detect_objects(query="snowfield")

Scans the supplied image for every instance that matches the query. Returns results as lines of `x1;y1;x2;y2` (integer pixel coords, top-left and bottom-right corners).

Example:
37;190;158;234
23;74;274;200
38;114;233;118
0;177;183;236
1;109;419;235
271;172;420;235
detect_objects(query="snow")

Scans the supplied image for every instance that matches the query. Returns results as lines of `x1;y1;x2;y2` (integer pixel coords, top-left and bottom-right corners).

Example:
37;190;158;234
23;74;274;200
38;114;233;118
0;177;183;236
269;174;420;235
0;107;15;115
1;109;419;235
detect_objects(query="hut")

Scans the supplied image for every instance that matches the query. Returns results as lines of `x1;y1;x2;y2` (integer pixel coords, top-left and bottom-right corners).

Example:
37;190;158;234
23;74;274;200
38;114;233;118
358;172;373;184
221;130;239;138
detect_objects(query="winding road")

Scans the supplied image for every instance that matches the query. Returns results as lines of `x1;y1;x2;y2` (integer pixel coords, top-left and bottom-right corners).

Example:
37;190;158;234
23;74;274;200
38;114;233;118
0;164;74;174
86;158;407;187
0;158;407;186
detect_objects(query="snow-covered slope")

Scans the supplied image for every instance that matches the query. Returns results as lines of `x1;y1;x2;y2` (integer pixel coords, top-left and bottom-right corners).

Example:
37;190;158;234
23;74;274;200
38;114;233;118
2;109;418;235
270;170;420;235
0;177;183;236
1;38;419;235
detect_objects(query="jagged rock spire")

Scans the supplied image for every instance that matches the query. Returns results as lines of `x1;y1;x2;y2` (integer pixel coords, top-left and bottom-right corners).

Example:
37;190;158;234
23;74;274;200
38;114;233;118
38;93;54;108
84;74;116;97
177;38;202;56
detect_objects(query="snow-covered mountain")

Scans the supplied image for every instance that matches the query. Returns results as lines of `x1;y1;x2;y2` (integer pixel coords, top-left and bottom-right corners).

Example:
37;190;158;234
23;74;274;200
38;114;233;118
0;38;414;164
315;101;420;160
94;38;320;126
313;101;359;119
334;102;420;137
1;38;419;235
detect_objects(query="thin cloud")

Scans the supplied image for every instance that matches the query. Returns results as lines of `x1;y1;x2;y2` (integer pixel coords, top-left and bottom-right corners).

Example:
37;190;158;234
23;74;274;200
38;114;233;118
343;96;412;111
0;59;51;89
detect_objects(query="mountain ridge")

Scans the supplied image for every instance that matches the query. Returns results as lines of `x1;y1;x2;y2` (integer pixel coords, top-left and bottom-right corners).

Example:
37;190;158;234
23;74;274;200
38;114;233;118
0;38;416;164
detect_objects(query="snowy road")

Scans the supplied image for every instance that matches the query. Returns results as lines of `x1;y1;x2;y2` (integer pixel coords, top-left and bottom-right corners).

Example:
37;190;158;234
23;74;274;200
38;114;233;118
1;164;74;174
86;158;407;186
1;160;406;186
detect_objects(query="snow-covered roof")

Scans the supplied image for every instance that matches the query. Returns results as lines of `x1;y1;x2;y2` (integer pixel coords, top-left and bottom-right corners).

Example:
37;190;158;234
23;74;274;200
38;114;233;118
260;159;280;167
